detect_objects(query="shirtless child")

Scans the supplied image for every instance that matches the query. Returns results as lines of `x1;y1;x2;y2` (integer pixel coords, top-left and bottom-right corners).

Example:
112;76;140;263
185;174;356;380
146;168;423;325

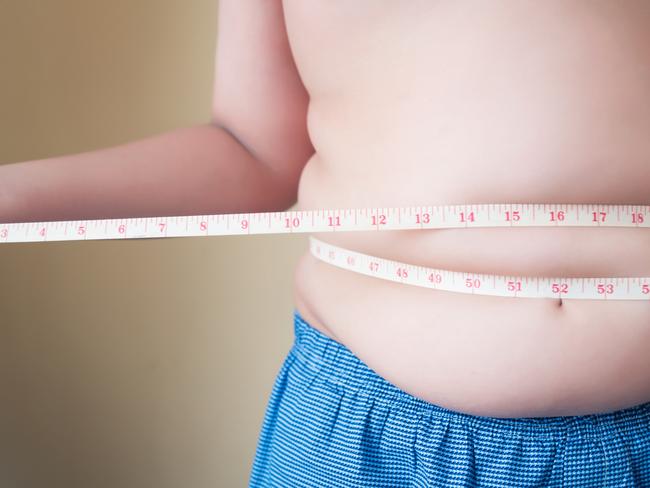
1;1;649;486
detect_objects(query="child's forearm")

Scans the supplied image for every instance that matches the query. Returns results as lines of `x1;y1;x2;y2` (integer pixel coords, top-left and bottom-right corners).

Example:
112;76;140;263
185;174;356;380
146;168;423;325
0;123;299;223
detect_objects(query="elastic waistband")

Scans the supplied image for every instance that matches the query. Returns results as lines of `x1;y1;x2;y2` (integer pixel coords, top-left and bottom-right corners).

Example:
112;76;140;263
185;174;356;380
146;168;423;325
291;309;650;440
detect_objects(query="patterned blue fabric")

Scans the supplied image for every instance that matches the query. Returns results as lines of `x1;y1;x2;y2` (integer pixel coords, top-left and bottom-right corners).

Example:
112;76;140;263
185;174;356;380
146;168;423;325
250;310;650;487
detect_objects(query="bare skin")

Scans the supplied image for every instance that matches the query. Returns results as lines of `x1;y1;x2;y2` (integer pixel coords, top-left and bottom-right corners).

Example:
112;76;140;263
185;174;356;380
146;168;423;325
2;1;649;419
287;1;650;417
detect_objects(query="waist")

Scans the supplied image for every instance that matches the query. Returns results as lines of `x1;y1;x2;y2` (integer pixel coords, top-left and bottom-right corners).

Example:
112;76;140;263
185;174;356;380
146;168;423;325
295;148;650;278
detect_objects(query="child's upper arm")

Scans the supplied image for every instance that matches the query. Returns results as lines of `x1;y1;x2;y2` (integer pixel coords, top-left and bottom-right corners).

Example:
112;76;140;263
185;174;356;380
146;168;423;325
211;0;314;181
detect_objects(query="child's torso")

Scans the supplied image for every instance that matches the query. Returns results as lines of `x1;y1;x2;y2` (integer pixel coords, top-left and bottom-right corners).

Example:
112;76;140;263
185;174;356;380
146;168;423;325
285;0;650;417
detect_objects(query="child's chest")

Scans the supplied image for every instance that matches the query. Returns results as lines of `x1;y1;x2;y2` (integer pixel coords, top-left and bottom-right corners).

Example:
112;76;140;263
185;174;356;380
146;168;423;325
281;1;650;102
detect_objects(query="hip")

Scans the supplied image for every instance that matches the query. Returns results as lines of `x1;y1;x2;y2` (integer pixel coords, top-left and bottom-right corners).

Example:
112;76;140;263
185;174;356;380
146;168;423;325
251;309;650;487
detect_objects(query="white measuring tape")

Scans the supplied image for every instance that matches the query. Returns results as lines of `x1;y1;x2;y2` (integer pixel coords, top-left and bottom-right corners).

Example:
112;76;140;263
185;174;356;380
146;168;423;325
2;203;649;300
309;237;649;301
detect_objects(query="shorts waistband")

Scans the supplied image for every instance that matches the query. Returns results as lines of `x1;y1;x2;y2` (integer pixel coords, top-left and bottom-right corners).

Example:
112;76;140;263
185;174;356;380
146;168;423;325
291;309;650;440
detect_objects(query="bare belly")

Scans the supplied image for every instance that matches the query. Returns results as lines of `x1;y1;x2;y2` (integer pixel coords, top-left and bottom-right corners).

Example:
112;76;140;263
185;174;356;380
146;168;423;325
291;154;650;419
283;1;650;418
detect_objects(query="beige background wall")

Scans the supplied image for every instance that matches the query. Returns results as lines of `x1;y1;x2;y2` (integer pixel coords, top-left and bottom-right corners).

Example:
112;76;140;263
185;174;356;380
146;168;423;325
0;1;306;486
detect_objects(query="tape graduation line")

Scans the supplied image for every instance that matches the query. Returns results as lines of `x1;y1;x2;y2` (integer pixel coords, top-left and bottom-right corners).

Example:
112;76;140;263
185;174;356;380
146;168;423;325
2;203;648;300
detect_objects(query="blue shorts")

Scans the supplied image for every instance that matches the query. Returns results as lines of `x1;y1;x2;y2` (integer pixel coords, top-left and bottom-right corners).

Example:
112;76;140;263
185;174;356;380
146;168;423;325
250;310;650;487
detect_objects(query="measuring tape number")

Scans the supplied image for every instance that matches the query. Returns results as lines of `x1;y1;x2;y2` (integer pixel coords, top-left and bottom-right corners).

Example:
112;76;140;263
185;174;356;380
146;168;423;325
1;203;649;300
